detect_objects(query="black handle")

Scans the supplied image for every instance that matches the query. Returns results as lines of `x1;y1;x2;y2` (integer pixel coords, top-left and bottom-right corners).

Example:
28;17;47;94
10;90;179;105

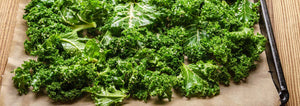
256;0;289;105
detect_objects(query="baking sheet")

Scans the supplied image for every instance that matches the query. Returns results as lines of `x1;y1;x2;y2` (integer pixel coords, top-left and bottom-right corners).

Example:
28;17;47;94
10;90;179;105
0;0;280;105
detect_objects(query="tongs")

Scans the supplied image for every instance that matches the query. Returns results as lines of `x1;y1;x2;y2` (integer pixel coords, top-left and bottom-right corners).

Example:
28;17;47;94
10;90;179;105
256;0;289;105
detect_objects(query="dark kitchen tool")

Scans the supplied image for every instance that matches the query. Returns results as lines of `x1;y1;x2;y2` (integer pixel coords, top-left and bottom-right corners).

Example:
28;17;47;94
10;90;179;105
255;0;289;105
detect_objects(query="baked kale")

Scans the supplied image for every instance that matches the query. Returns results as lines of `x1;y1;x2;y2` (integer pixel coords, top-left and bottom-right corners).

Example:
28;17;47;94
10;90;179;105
13;0;266;105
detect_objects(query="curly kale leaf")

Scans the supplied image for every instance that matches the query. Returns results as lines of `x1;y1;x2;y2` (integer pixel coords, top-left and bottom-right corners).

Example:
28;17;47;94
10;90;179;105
53;0;112;26
12;67;32;94
166;27;189;46
179;63;220;97
158;45;184;72
24;0;55;13
23;5;72;55
223;27;266;82
142;0;175;8
233;0;260;27
12;60;43;94
192;61;231;85
110;2;160;29
199;0;243;31
184;29;210;63
104;52;178;101
46;82;83;102
184;25;265;83
60;22;97;54
82;85;127;106
143;31;175;49
100;30;144;58
127;70;177;101
170;0;204;26
23;0;104;57
140;72;177;101
84;39;108;61
30;55;100;101
29;22;96;59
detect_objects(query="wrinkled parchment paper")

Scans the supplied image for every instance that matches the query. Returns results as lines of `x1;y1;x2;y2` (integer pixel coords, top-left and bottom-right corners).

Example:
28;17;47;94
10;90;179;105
0;0;280;105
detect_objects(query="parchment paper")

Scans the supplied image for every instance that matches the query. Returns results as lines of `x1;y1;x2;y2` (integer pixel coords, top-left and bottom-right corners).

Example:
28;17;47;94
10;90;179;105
0;0;280;106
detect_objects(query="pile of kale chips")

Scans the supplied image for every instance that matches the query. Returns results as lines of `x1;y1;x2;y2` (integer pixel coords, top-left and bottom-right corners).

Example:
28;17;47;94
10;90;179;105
13;0;266;105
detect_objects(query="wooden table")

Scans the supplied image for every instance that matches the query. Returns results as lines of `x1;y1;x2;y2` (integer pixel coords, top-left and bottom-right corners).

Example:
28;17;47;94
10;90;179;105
0;0;299;105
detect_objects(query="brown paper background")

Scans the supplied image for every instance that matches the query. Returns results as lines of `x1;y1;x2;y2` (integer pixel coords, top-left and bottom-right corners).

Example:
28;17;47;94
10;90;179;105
0;0;280;105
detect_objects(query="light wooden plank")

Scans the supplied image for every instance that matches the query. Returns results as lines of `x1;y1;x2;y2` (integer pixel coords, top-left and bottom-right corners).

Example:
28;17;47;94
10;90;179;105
266;0;300;105
0;0;20;87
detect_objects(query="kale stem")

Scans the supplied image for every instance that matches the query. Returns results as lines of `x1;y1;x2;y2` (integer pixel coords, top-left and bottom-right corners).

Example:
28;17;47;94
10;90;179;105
72;22;97;32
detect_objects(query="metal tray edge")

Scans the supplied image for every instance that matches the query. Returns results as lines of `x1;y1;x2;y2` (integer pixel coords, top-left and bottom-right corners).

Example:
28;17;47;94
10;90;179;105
256;0;289;105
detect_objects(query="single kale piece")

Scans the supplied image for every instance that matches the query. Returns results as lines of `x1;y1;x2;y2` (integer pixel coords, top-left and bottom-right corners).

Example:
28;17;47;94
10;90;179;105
178;63;220;97
110;2;160;29
82;85;127;106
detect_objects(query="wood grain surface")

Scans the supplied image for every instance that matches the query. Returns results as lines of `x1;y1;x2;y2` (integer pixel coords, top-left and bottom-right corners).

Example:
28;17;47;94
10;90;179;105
0;0;299;105
266;0;300;105
0;0;20;86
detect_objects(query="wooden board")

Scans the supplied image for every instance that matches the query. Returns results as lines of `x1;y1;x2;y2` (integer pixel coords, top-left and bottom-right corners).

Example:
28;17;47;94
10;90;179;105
0;0;299;105
0;0;20;86
266;0;300;105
